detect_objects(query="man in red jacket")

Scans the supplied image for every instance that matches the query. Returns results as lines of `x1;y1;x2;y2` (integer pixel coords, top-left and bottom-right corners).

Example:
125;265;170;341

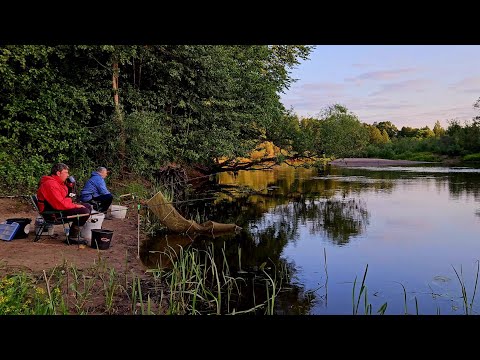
37;163;92;244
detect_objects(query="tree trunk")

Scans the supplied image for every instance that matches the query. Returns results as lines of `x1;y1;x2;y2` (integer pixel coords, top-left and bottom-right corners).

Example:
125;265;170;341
112;61;126;174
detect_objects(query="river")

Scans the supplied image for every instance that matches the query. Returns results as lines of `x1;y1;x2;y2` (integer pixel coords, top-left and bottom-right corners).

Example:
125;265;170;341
142;163;480;315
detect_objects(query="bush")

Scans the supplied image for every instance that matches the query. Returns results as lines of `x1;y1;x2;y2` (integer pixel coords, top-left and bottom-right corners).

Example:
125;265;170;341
463;153;480;162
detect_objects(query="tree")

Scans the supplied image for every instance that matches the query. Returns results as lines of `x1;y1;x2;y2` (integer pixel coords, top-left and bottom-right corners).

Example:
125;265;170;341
0;45;316;190
0;46;93;188
417;126;435;138
398;126;418;138
374;121;398;139
318;104;369;158
380;129;390;143
433;120;445;137
365;124;388;145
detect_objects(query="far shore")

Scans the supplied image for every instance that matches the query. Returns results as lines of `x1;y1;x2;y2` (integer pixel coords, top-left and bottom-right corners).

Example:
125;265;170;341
329;158;434;167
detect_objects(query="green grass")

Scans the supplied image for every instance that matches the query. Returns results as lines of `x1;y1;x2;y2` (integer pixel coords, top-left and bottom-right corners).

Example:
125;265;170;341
393;151;441;162
463;153;480;162
0;272;67;315
0;243;286;315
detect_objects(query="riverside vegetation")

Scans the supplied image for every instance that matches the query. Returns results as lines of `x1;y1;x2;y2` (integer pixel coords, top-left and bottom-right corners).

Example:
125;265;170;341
2;243;479;315
2;45;480;314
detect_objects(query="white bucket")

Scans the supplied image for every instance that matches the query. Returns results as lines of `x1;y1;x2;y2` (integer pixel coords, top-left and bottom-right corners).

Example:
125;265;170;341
109;205;127;219
81;211;105;243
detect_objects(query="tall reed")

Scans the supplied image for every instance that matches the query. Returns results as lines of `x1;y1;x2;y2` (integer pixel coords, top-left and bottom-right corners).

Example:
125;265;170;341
352;264;387;315
147;243;285;315
452;260;480;315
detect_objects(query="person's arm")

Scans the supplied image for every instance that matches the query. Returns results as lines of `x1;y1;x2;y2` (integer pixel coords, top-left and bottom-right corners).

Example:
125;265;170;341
97;178;111;196
79;179;95;201
44;182;78;210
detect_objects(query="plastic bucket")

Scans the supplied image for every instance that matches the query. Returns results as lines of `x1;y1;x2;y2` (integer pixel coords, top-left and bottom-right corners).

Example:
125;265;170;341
6;218;32;239
91;229;113;250
110;205;127;219
80;211;105;243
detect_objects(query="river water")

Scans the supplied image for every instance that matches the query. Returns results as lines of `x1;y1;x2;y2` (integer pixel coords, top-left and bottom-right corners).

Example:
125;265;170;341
142;163;480;315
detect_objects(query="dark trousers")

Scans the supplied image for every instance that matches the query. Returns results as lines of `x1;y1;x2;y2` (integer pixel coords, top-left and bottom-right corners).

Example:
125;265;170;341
91;194;113;213
63;202;92;226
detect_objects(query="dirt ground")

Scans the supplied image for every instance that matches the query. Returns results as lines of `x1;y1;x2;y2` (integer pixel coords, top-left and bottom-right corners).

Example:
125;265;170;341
0;196;148;276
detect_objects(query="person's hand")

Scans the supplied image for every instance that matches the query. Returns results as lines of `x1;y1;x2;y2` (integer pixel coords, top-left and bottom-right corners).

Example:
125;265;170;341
76;204;85;208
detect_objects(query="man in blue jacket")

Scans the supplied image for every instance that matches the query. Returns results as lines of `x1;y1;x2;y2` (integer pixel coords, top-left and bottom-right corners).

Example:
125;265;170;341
80;166;113;213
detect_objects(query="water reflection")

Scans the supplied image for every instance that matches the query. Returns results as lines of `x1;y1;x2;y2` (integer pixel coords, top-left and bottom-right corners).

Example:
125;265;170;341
251;197;369;246
339;166;480;201
140;232;318;314
141;166;371;313
447;173;480;201
141;233;196;269
141;163;480;314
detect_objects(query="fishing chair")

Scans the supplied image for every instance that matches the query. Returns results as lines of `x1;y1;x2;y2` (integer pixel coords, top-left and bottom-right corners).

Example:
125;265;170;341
30;195;73;243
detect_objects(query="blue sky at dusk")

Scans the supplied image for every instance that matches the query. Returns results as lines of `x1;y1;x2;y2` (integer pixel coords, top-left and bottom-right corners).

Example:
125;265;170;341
280;45;480;129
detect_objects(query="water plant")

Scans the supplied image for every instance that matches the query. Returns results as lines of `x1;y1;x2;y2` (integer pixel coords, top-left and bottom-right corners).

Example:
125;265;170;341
352;264;388;315
452;260;479;315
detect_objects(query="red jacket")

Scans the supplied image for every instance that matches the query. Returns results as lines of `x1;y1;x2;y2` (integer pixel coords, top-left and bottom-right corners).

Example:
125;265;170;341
37;175;76;212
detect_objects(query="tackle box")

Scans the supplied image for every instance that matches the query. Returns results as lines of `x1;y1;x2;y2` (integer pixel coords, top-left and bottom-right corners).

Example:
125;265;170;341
0;221;20;241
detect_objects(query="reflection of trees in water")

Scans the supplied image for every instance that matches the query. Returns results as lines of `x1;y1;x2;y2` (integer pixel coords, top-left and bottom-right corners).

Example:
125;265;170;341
147;165;480;313
141;166;374;313
140;232;317;314
293;197;369;245
192;190;370;246
250;196;369;246
446;173;480;201
142;195;367;312
340;167;480;201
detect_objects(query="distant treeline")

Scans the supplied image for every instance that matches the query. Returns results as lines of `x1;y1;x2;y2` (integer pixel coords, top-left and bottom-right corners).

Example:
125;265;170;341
1;45;479;194
268;104;480;163
363;118;480;162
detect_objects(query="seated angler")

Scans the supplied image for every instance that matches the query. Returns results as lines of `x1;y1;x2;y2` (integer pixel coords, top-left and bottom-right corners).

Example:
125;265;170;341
79;166;113;213
37;163;92;244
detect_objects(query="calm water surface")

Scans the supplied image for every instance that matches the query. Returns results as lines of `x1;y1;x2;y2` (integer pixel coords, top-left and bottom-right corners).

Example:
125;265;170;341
142;163;480;315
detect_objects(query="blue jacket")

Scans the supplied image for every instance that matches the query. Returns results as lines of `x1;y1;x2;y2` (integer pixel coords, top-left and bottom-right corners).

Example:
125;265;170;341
80;171;111;202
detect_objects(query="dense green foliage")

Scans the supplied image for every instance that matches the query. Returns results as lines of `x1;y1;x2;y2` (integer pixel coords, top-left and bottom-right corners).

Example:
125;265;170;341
1;45;479;195
0;273;66;314
269;105;369;159
0;45;313;192
365;118;480;161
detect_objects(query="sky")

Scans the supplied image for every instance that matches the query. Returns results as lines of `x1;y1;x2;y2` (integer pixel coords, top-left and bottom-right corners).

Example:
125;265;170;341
280;45;480;129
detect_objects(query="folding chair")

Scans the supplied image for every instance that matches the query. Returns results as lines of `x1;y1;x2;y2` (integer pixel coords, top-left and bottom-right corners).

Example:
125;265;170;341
30;195;72;243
